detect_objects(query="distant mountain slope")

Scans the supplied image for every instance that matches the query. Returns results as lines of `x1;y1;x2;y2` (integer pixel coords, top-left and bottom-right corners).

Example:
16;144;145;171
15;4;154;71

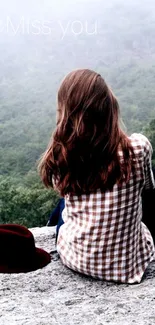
1;0;155;176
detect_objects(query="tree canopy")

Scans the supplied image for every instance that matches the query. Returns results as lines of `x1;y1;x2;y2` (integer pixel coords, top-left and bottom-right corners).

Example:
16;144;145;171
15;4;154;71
0;0;155;226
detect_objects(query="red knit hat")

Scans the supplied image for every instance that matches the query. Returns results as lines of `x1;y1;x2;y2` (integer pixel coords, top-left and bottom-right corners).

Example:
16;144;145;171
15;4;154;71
0;224;51;273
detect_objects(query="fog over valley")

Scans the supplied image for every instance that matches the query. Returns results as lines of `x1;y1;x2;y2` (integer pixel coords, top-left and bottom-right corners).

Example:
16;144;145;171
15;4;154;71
0;0;155;226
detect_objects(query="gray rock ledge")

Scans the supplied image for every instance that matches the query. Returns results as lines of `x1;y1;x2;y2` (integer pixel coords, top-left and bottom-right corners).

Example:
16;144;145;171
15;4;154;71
0;226;155;325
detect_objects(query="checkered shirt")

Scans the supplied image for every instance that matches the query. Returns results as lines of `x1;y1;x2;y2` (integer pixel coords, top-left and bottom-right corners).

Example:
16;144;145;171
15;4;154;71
57;133;155;284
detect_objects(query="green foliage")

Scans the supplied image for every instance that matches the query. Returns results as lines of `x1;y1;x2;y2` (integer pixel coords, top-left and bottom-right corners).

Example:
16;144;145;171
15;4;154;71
0;175;59;227
143;119;155;167
1;0;155;226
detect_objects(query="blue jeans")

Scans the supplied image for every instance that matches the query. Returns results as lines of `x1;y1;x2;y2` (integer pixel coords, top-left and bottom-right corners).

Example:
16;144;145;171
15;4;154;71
47;198;65;241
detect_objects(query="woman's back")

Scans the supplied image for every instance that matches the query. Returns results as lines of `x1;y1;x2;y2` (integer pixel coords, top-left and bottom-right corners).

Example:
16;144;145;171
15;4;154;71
39;69;155;284
57;133;155;284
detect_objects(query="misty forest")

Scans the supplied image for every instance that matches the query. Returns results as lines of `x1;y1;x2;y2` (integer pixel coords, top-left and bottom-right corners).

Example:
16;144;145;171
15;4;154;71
1;0;155;227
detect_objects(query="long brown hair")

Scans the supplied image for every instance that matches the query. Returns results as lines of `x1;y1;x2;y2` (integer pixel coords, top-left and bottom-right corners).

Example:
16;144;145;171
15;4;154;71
39;69;135;196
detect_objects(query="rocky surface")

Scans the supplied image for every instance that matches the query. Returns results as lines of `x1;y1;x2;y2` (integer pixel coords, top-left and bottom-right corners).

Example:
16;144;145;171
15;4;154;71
0;226;155;325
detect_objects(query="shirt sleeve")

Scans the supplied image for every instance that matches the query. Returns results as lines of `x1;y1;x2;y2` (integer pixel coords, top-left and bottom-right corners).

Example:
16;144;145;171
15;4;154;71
143;136;155;190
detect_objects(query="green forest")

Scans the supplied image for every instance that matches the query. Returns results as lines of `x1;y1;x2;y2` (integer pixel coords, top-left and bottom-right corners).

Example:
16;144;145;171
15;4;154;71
0;0;155;227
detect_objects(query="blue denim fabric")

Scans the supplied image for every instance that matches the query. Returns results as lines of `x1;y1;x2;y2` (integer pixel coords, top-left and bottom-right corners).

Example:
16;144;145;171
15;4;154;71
47;198;65;241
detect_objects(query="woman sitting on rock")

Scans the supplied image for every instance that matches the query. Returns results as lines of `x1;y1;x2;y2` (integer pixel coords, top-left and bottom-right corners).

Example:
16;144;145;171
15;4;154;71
39;69;155;284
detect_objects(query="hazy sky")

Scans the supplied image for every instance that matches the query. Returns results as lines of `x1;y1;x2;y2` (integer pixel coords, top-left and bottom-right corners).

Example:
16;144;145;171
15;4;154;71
0;0;155;72
0;0;151;18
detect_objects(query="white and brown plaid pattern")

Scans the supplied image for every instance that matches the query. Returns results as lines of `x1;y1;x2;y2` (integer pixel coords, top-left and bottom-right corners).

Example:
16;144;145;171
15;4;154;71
57;134;155;283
